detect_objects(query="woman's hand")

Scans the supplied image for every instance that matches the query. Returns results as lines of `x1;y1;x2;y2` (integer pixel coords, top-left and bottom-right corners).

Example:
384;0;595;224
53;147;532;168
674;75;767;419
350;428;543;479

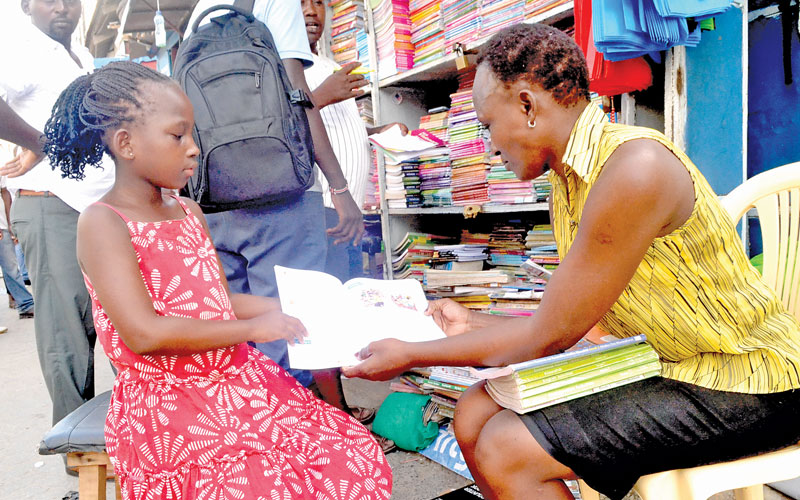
426;298;473;336
341;338;411;380
249;310;308;345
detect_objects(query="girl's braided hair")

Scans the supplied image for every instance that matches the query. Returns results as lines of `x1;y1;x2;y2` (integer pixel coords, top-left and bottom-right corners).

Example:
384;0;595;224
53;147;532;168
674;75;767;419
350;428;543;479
477;23;590;107
43;61;172;180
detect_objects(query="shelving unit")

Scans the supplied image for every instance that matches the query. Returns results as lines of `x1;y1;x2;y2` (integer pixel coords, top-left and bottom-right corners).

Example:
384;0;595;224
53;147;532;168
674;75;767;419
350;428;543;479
364;2;574;279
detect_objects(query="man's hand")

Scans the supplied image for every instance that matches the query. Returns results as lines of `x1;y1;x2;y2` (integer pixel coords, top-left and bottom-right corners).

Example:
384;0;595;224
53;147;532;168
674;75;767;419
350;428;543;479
1;148;43;178
313;62;368;108
341;338;411;381
425;299;474;336
328;190;364;246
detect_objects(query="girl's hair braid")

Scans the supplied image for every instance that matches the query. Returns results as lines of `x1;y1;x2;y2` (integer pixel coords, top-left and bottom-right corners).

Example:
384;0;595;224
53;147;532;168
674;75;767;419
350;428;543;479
43;61;172;180
477;24;590;107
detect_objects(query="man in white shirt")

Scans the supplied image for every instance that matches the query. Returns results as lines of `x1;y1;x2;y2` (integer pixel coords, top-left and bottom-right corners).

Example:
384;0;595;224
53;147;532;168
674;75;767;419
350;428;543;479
186;0;363;390
302;0;407;283
0;0;114;429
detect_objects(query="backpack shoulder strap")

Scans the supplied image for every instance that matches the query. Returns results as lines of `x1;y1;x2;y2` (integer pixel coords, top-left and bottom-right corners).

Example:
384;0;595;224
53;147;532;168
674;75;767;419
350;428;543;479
232;0;256;16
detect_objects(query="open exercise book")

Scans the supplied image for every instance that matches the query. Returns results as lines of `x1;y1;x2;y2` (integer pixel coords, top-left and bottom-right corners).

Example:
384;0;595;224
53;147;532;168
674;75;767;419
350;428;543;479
470;329;662;414
275;266;446;369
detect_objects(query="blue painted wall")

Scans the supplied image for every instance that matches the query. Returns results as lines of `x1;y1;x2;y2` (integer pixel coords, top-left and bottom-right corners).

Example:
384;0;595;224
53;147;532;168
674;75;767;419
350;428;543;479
748;15;800;177
685;8;745;196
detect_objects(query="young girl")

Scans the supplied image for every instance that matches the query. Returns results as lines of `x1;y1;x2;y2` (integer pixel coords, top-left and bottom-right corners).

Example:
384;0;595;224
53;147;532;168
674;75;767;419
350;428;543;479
43;61;392;500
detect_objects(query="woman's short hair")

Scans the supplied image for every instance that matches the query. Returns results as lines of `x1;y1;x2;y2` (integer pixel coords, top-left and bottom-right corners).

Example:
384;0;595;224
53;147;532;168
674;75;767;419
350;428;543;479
477;23;590;106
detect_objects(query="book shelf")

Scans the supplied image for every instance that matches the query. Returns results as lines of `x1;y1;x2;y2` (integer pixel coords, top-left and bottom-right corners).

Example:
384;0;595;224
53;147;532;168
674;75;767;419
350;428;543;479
363;2;574;279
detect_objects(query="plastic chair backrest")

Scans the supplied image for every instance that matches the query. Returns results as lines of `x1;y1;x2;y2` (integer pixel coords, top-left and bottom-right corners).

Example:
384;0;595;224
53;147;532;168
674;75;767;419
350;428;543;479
720;162;800;321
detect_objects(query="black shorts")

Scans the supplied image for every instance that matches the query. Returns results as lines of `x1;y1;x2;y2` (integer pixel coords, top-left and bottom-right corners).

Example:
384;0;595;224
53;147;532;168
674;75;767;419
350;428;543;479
520;377;800;500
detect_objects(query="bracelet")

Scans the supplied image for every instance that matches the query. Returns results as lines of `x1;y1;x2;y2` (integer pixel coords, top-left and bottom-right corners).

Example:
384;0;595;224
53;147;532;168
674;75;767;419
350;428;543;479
330;183;349;195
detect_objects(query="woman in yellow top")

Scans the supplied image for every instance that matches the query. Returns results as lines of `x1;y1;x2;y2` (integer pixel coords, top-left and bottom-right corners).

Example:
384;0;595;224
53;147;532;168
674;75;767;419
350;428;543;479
343;23;800;500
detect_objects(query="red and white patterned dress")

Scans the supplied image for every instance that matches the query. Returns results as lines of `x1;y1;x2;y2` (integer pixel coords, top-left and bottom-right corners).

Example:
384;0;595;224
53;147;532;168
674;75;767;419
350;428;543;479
84;198;392;500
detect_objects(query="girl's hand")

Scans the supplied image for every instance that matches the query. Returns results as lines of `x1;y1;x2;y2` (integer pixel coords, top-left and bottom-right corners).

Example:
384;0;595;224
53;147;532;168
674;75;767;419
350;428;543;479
341;338;410;381
425;298;473;336
250;310;308;345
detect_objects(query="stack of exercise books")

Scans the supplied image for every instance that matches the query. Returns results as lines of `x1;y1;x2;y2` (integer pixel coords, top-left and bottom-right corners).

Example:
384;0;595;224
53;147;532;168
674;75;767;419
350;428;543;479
447;71;490;206
486;222;530;272
391;366;481;421
479;0;525;40
329;0;372;80
486;154;537;204
524;0;572;19
418;107;452;207
471;330;662;413
373;0;414;79
432;244;488;271
410;0;446;66
531;171;552;201
392;232;456;280
442;0;482;53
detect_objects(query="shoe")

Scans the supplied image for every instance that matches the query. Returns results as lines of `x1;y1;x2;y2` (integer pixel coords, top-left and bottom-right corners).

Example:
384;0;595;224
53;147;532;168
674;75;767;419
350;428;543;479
19;310;34;319
0;326;7;334
24;278;31;286
371;432;396;454
349;405;376;425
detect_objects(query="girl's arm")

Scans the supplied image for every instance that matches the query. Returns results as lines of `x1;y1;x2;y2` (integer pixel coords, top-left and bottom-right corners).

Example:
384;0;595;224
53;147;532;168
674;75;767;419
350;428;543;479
77;203;305;356
343;139;695;380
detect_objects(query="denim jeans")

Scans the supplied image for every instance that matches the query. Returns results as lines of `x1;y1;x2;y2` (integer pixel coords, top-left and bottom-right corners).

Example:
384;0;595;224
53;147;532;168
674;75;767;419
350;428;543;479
15;242;29;282
206;191;327;387
323;208;363;282
0;229;33;312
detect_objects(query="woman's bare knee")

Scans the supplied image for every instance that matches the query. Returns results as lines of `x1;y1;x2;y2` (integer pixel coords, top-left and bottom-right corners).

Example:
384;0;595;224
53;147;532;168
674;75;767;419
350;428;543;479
454;381;503;451
473;410;574;484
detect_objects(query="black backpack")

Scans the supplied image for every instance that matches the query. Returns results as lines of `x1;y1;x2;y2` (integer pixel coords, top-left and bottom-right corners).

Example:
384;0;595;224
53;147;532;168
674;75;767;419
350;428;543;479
173;0;315;213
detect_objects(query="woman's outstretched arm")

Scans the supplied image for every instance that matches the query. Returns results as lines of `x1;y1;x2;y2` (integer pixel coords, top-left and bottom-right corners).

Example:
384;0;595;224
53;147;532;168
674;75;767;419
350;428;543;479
343;139;695;380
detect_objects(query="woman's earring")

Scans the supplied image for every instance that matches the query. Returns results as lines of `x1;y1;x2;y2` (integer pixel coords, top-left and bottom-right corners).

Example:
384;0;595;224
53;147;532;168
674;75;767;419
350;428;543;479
527;119;536;129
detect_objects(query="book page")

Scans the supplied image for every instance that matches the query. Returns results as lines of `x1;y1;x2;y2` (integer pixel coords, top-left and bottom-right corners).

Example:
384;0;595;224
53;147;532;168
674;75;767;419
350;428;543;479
276;266;445;369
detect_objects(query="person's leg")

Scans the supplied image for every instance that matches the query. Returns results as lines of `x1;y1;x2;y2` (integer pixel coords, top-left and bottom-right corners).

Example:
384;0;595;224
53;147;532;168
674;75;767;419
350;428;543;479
15;241;29;283
454;382;575;499
12;195;96;425
0;229;34;314
217;192;327;387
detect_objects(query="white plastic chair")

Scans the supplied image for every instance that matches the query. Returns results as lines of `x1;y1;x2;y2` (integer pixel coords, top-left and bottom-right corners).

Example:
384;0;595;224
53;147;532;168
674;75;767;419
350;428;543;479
720;161;800;321
579;162;800;500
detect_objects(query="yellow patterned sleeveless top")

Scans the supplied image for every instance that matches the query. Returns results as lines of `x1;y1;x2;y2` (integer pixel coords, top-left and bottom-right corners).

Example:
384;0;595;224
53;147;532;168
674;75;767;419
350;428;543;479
549;104;800;394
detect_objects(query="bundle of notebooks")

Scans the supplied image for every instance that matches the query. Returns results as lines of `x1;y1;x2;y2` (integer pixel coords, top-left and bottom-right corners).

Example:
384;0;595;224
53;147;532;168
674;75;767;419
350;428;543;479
447;71;490;206
410;0;446;66
470;330;661;413
329;0;372;79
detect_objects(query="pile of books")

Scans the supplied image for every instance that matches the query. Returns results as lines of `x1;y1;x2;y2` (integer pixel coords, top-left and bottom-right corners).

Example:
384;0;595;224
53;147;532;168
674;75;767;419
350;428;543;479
471;330;662;413
329;0;372;78
392;366;481;421
487;155;537;204
524;0;572;19
418;107;452;207
479;0;525;39
442;0;482;53
410;0;446;67
392;232;456;280
384;159;420;208
373;0;414;79
447;71;490;206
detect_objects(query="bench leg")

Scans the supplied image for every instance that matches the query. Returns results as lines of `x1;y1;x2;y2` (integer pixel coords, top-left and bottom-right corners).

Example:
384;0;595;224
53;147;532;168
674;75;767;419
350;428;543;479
67;451;111;500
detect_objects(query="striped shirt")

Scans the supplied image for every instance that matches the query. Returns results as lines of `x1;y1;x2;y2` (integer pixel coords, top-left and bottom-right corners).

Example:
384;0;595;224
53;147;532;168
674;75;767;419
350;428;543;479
550;103;800;394
304;54;371;209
